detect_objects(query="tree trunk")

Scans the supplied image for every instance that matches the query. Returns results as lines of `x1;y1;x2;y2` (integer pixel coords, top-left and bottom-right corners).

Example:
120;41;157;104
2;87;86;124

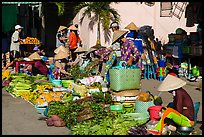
97;15;101;45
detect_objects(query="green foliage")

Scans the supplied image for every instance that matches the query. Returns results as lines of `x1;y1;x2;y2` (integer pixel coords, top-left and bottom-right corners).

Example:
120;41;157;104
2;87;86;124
67;59;100;79
71;114;141;135
74;2;120;43
54;2;65;16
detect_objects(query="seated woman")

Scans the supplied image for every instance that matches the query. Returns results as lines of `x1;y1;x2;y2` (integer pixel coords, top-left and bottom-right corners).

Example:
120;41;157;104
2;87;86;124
69;46;87;66
53;50;71;78
153;74;195;135
28;52;48;76
154;107;194;135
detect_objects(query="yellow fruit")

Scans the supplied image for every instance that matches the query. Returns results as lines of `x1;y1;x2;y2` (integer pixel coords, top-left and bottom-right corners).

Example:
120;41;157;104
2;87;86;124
36;98;45;104
54;97;61;101
2;69;10;80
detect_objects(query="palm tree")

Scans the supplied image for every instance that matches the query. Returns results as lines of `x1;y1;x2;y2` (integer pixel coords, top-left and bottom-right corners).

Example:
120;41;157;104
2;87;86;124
74;2;120;45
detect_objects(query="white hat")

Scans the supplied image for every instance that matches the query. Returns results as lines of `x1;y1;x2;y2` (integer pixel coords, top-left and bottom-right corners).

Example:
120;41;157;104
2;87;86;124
15;25;23;30
110;22;119;29
157;74;186;92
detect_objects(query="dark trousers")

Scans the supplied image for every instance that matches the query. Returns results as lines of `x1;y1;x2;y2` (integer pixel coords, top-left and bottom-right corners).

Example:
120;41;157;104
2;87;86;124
70;48;77;61
10;51;20;62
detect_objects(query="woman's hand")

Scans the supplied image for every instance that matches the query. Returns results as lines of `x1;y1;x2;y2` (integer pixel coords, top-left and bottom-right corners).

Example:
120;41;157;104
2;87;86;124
127;57;133;66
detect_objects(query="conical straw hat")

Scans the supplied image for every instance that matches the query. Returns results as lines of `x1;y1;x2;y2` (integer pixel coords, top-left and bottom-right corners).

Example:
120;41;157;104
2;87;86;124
124;22;139;31
68;25;78;30
28;52;42;60
74;46;87;53
58;26;67;32
112;30;128;44
54;46;69;54
54;50;69;60
87;44;106;54
157;74;186;92
87;48;97;54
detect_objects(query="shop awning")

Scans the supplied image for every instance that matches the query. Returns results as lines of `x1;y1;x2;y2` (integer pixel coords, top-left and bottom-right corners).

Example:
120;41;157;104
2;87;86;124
2;2;41;5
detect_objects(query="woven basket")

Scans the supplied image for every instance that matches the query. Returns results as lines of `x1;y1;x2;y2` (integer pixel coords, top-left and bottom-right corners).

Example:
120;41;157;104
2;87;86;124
109;68;141;91
135;100;154;115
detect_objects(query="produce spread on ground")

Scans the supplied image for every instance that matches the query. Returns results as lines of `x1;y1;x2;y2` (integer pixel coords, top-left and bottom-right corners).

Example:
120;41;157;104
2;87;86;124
2;69;154;135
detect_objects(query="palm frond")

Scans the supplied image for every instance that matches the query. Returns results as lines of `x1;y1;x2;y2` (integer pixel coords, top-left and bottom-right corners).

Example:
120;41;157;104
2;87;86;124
54;2;65;16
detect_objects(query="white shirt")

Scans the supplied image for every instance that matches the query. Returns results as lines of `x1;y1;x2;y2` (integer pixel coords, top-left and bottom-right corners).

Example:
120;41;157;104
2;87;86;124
10;31;20;52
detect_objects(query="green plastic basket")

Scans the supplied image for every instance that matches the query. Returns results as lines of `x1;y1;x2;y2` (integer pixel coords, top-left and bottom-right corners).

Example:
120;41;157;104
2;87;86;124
109;68;141;91
110;104;123;112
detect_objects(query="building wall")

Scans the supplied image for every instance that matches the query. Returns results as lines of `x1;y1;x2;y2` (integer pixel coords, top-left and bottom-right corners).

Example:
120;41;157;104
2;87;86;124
74;2;198;50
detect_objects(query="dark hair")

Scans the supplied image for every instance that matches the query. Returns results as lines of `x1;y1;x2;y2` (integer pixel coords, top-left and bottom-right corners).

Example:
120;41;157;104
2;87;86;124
72;30;79;39
160;107;167;112
131;30;138;39
74;24;78;28
168;90;173;93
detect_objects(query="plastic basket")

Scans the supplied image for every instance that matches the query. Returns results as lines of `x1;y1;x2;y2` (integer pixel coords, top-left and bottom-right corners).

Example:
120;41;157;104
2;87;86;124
34;105;47;116
148;106;163;121
109;68;141;91
110;104;123;112
52;79;62;87
135;100;154;115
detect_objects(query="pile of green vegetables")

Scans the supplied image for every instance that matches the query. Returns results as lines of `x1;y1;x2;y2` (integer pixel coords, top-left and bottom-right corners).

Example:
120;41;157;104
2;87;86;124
47;91;147;135
4;73;48;95
67;59;100;79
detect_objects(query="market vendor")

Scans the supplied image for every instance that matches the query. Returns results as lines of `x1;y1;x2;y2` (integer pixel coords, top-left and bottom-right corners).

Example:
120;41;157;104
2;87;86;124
33;45;45;55
68;25;81;61
112;30;146;67
153;74;195;134
69;46;87;66
28;52;48;76
109;21;121;66
54;50;72;78
125;22;145;69
10;25;24;62
56;26;68;48
153;107;194;135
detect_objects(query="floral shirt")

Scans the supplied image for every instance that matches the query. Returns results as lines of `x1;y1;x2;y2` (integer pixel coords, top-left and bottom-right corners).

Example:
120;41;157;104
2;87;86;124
94;48;113;62
120;39;140;62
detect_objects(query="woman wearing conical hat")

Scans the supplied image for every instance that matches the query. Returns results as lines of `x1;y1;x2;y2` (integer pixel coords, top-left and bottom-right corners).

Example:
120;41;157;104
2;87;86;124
69;46;87;66
152;74;195;135
53;50;71;77
109;21;121;67
28;52;48;76
112;30;146;67
67;24;81;62
56;25;68;48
